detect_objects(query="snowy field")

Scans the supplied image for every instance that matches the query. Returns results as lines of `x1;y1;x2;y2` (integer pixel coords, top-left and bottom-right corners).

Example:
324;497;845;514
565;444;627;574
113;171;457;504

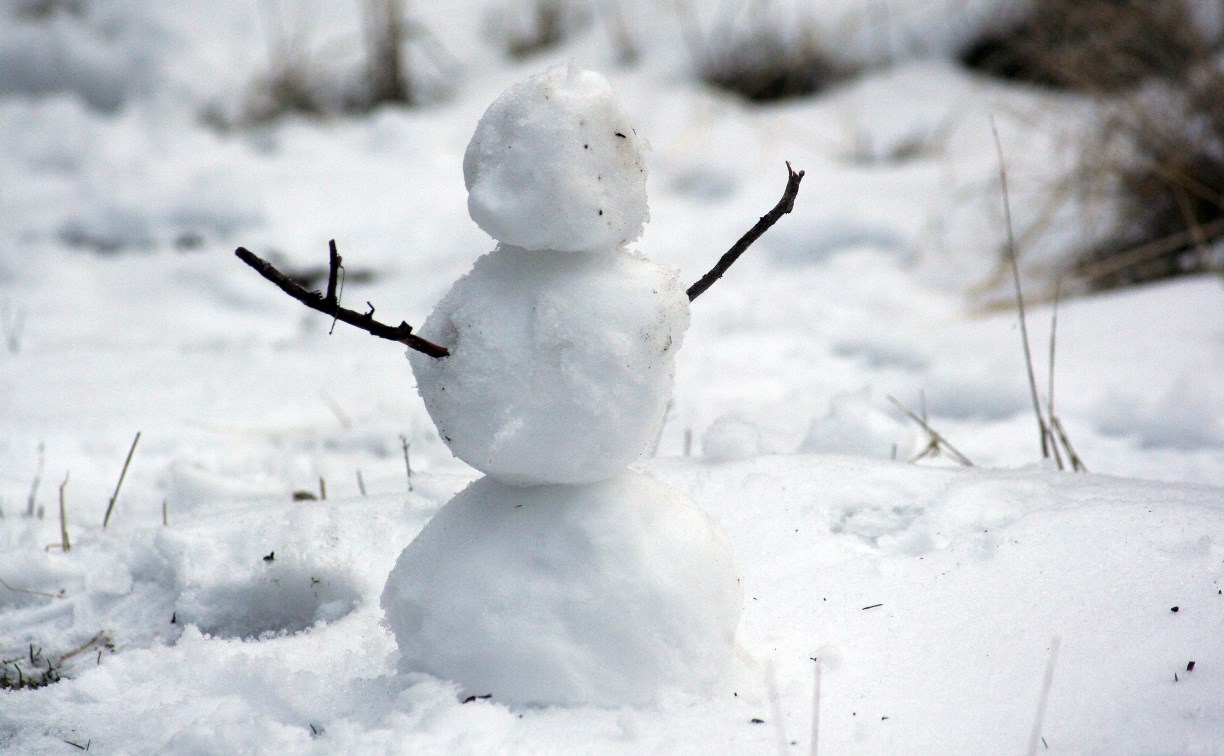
2;1;1223;753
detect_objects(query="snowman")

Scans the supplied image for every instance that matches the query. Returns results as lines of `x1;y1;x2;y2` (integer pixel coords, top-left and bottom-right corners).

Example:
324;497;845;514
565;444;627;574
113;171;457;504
379;66;742;707
236;65;802;708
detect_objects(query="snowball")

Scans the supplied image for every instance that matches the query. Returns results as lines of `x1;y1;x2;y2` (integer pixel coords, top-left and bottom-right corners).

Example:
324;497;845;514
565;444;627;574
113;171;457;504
463;66;649;252
801;391;916;459
410;246;689;485
702;414;760;462
380;471;742;707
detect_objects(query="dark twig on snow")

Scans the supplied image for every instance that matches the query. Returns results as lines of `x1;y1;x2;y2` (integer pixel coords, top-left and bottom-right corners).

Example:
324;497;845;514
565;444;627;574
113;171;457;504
687;162;805;301
235;243;449;359
102;431;141;529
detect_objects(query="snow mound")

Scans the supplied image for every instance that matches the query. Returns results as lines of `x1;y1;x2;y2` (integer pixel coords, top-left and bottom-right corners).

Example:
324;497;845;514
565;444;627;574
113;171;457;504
463;66;649;252
802;391;917;459
410;246;689;485
380;471;742;707
702;414;760;462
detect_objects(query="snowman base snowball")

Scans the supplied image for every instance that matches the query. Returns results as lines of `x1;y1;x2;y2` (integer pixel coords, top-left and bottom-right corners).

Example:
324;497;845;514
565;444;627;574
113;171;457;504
380;471;742;707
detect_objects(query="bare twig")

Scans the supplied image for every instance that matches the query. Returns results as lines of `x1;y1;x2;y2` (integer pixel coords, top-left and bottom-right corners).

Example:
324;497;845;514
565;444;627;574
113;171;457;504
0;576;62;600
1045;282;1066;471
1047;280;1060;418
1050;416;1087;472
102;431;141;529
888;395;973;466
1026;636;1061;756
356;469;367;496
58;472;70;552
400;435;413;492
235;243;449;358
26;442;45;517
58;632;112;663
162;499;168;527
688;162;805;301
992;120;1052;461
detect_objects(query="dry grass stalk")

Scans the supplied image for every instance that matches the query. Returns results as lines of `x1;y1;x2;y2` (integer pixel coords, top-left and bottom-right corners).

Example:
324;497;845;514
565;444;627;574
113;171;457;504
995;125;1087;471
887;395;973;467
58;472;70;552
102;431;141;529
1074;53;1224;290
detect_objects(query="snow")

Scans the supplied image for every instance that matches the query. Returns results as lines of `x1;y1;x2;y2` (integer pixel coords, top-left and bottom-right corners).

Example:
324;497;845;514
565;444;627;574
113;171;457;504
381;471;741;707
701;414;760;462
410;246;688;485
1;0;1223;752
463;66;650;252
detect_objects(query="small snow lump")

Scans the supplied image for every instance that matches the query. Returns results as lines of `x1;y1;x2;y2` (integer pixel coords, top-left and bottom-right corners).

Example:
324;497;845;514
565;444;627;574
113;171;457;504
380;471;742;707
463;66;649;253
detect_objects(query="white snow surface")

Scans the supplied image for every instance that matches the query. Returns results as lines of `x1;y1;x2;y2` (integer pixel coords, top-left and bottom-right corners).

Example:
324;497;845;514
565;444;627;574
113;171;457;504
410;246;688;485
381;471;741;707
1;0;1224;752
463;66;650;253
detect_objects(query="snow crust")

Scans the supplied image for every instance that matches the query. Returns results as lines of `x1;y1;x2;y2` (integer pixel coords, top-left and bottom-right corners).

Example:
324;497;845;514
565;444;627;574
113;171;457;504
410;246;689;485
380;471;742;707
463;66;649;252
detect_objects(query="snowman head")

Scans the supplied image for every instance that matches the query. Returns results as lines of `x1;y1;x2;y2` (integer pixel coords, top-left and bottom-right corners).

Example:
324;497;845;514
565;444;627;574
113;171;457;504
463;66;649;253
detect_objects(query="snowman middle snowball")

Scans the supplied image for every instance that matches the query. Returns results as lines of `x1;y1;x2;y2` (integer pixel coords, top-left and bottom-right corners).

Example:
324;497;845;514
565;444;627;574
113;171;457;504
410;67;690;486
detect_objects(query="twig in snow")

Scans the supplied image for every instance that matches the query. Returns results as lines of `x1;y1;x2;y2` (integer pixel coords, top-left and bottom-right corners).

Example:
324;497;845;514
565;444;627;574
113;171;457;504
356;469;367;496
25;442;44;517
1045;281;1066;471
58;472;70;552
235;243;449;358
888;396;974;466
102;431;141;529
991;120;1053;462
162;499;168;527
319;477;327;500
1026;635;1061;756
0;576;62;600
687;162;805;301
400;435;413;492
1044;283;1087;472
58;632;113;663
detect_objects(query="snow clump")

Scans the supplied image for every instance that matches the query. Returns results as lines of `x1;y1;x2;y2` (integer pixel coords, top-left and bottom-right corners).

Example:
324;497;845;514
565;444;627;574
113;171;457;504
462;66;649;253
702;414;761;462
410;246;689;485
380;471;742;707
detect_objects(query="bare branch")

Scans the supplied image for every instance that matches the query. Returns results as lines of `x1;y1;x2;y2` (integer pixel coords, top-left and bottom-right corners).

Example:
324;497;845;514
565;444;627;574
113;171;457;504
687;162;805;301
235;243;449;358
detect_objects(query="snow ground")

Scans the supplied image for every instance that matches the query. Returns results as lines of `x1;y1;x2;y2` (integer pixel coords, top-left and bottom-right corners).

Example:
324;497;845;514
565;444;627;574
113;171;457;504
1;1;1222;753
